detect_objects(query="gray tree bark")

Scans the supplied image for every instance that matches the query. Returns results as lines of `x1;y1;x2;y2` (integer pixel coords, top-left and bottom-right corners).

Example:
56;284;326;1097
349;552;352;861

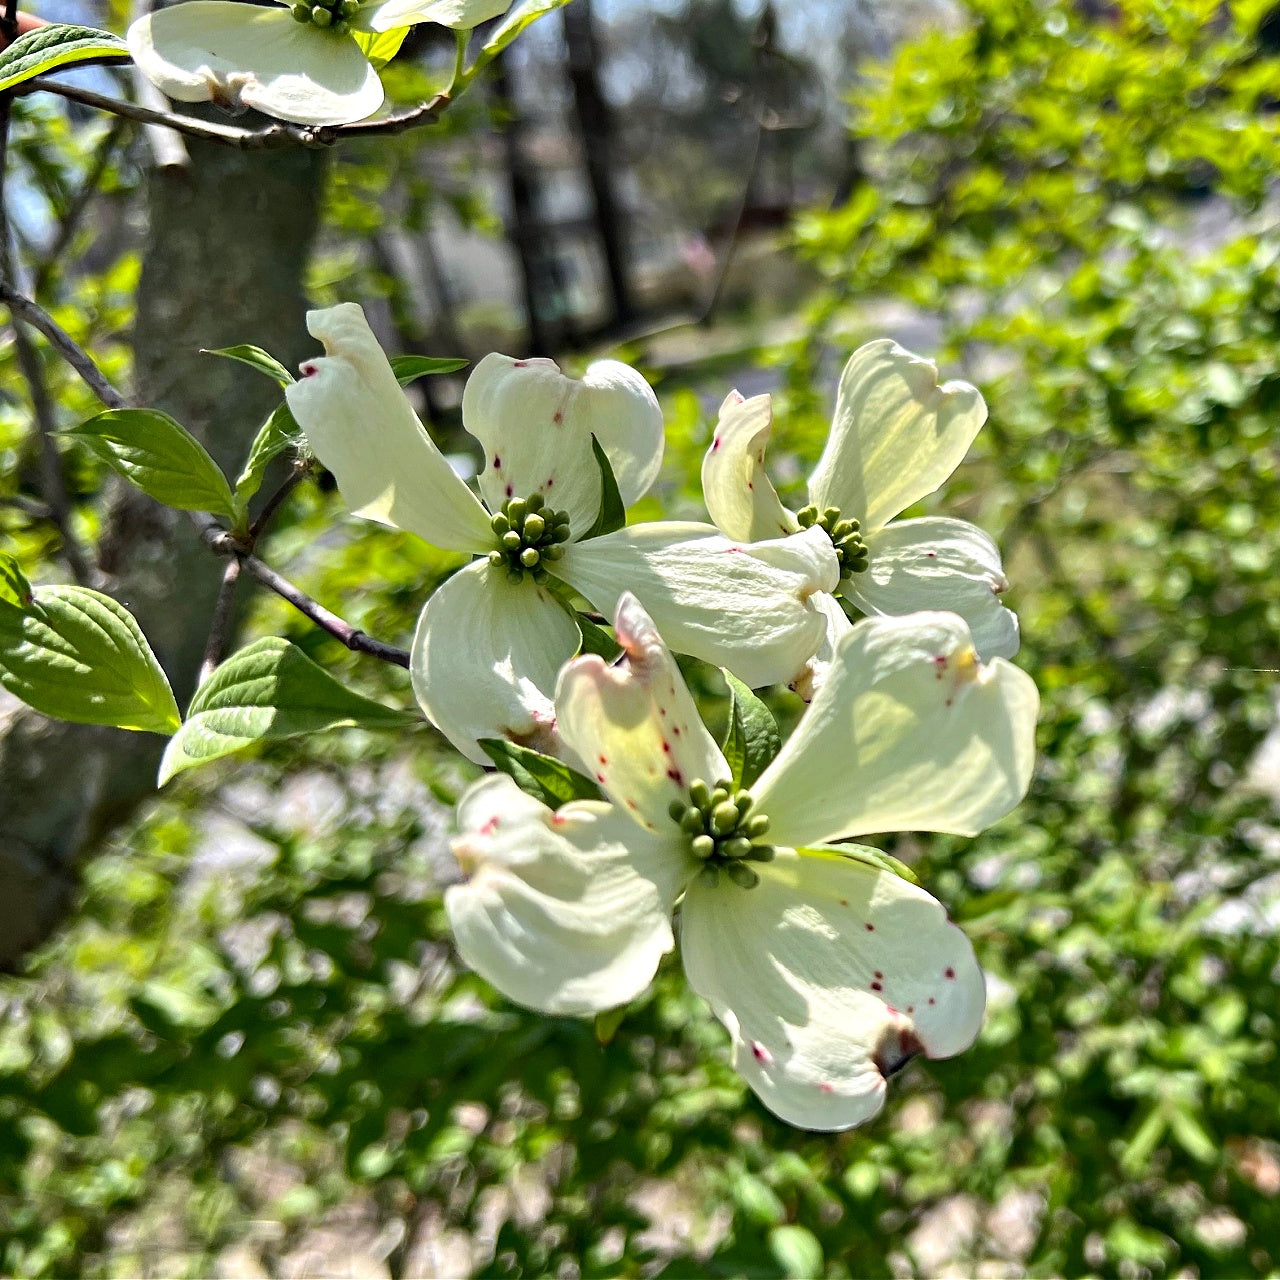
0;125;327;967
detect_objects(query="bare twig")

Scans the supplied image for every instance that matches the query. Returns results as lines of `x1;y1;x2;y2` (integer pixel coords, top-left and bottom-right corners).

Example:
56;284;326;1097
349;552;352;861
193;515;411;668
17;75;453;151
0;282;129;408
0;491;53;520
248;462;310;541
198;556;240;684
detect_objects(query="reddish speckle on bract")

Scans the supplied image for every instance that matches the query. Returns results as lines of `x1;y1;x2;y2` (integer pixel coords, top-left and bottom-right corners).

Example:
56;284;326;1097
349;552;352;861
751;1040;772;1065
945;966;956;979
479;816;499;835
301;361;319;378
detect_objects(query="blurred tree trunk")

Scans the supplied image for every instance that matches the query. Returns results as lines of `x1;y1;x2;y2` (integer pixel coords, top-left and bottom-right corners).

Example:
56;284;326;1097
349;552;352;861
0;123;326;968
563;0;635;331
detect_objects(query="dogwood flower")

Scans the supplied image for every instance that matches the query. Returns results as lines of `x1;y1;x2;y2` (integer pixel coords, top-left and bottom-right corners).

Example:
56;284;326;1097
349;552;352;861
284;304;838;763
702;342;1019;698
446;594;1038;1130
128;0;509;126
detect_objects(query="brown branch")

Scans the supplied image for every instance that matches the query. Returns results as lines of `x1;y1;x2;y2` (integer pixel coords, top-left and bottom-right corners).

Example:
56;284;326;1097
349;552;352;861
248;462;310;541
192;513;411;669
198;556;240;685
0;282;129;408
18;75;452;152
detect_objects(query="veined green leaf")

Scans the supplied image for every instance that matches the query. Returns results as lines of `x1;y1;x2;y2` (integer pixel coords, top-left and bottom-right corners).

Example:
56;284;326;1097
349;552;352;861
233;403;304;510
389;354;469;386
67;408;236;519
0;23;129;93
159;637;418;784
801;842;919;885
0;552;33;609
720;671;780;790
578;435;627;540
478;737;604;808
353;24;409;70
0;586;179;733
202;344;295;388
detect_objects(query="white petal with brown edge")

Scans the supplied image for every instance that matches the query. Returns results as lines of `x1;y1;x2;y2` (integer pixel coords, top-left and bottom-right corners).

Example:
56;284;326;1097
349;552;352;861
447;774;682;1017
555;593;728;833
285;303;493;553
680;847;986;1131
845;517;1019;661
410;560;579;764
753;611;1038;850
808;341;987;534
463;354;663;538
554;523;839;690
128;3;384;126
701;391;796;543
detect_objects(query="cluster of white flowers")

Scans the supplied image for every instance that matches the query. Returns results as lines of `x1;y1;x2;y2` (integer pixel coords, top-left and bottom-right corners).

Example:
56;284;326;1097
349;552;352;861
284;302;1039;1131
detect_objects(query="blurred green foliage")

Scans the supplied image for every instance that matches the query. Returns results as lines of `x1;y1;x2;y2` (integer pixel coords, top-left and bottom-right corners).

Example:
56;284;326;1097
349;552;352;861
5;0;1280;1275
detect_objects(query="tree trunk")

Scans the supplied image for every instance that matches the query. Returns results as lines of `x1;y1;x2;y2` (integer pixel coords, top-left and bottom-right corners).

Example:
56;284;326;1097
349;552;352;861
0;120;327;968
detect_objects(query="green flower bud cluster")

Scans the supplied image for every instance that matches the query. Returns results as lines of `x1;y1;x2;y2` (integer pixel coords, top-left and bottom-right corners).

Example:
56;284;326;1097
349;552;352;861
796;503;870;581
291;0;360;33
668;778;774;890
487;493;572;585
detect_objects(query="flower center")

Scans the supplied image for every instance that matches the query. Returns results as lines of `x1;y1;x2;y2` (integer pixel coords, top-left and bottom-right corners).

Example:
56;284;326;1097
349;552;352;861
290;0;360;33
668;778;774;890
486;493;572;585
795;503;869;583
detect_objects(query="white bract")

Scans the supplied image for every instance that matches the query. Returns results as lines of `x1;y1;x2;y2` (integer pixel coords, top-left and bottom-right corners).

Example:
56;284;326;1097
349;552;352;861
284;304;838;763
128;0;509;126
446;593;1039;1130
702;342;1019;698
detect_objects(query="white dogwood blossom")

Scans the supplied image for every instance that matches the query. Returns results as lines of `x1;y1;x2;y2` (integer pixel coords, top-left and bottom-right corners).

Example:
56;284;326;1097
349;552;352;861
284;304;838;763
446;594;1039;1130
128;0;509;126
702;342;1019;698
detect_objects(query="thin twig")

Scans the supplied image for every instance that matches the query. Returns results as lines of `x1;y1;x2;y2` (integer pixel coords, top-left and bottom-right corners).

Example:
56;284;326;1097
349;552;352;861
248;463;309;542
0;491;53;520
198;556;241;684
17;75;452;151
33;116;129;295
0;282;129;408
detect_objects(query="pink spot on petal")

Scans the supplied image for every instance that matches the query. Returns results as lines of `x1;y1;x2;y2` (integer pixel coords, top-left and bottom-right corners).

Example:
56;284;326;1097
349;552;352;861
598;754;608;765
865;923;875;932
945;967;956;979
479;816;499;835
596;772;606;784
747;481;755;491
924;550;937;559
505;484;514;498
711;437;721;452
553;410;564;425
493;454;502;468
819;1082;835;1094
551;813;568;827
751;1041;772;1065
666;768;685;785
870;981;883;992
928;997;936;1006
514;360;529;368
874;971;883;980
661;740;671;754
725;546;745;554
300;361;320;378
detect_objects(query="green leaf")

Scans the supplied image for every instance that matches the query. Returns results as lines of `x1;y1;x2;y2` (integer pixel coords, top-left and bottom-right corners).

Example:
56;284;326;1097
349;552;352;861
804;842;919;885
478;738;604;808
594;1006;627;1045
481;0;571;58
719;671;780;789
1167;1106;1216;1164
233;403;303;509
353;24;409;70
201;344;295;388
0;23;129;93
578;435;627;540
389;354;469;385
768;1225;824;1280
66;409;236;519
0;551;33;609
576;613;622;662
0;586;180;733
159;637;417;784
